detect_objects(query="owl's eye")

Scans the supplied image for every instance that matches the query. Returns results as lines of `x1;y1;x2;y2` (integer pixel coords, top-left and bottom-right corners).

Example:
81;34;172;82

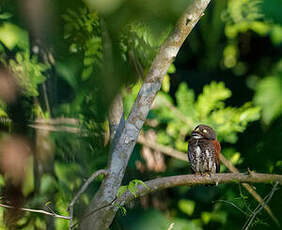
202;129;208;133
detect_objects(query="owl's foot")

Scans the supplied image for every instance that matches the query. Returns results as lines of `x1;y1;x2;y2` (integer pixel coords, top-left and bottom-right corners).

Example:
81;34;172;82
202;172;218;186
200;172;212;177
194;172;202;177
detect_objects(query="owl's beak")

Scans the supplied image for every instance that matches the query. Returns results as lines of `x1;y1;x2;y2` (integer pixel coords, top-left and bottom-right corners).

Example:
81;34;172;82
191;131;202;139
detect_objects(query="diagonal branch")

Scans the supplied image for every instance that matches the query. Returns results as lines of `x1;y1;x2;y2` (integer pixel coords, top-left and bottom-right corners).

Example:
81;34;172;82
242;182;280;230
137;134;279;226
68;169;108;229
80;1;212;229
220;154;279;225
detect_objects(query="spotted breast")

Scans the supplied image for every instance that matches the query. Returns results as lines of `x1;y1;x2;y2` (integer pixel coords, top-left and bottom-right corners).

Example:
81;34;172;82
187;124;220;174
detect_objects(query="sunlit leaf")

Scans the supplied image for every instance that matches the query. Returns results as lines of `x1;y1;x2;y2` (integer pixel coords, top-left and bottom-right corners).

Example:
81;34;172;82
196;81;231;119
254;75;282;124
117;185;128;198
178;199;195;216
0;22;28;50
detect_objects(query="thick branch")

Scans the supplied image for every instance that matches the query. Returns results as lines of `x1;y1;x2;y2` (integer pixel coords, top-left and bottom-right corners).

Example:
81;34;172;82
80;1;212;229
118;173;282;204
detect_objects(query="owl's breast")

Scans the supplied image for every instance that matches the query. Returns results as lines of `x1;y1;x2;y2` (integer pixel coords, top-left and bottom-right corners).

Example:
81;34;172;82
188;139;217;173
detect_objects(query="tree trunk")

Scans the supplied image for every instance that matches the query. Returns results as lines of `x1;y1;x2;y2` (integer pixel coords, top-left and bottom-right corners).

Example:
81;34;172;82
80;1;212;229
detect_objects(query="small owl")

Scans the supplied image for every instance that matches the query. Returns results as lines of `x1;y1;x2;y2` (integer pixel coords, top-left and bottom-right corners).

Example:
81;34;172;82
188;124;220;174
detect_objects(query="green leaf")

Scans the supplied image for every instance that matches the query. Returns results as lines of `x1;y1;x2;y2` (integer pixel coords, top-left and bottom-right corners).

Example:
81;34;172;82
9;51;49;97
0;12;12;19
201;212;212;224
81;66;93;80
119;206;127;216
162;75;170;93
0;22;28;50
167;63;176;74
45;201;52;206
178;199;195;216
176;83;195;117
196;81;231;119
40;174;58;195
210;211;227;224
22;156;34;196
128;181;137;197
117;185;128;198
131;179;149;189
254;75;282;124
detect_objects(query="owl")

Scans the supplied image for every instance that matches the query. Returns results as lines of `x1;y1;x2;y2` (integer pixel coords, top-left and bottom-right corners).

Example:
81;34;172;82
188;124;220;174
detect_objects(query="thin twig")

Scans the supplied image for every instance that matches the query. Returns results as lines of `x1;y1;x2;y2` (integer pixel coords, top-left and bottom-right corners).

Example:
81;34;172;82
68;169;108;229
42;82;51;116
137;133;279;226
242;182;279;230
28;124;82;134
34;118;79;125
215;200;249;216
138;134;187;161
0;203;71;220
161;100;194;129
167;223;175;230
220;155;279;225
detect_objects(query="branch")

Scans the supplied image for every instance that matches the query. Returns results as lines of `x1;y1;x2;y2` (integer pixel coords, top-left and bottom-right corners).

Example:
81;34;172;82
34;118;79;125
0;203;71;220
68;169;108;229
220;154;279;225
118;173;282;205
138;134;187;161
108;93;125;143
28;124;82;134
81;1;212;229
28;118;82;134
137;134;279;226
69;169;108;209
161;100;194;129
242;182;279;230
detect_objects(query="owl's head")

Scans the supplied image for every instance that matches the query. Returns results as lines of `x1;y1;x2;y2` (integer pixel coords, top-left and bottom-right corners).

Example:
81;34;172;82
191;124;216;140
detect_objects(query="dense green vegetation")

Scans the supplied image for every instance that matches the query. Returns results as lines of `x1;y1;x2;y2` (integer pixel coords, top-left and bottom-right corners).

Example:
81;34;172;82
0;0;281;229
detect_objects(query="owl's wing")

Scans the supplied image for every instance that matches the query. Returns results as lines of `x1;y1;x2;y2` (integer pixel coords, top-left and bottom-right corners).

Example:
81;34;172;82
212;140;221;173
187;140;196;173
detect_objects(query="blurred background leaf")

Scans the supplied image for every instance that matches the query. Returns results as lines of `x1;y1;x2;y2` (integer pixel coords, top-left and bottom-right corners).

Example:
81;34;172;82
0;0;281;229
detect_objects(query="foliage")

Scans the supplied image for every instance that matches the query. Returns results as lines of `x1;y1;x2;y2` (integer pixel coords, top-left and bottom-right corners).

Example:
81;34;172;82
0;0;281;230
253;61;282;124
117;179;148;198
0;22;28;50
120;22;171;72
8;52;50;97
62;7;102;81
152;81;260;146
